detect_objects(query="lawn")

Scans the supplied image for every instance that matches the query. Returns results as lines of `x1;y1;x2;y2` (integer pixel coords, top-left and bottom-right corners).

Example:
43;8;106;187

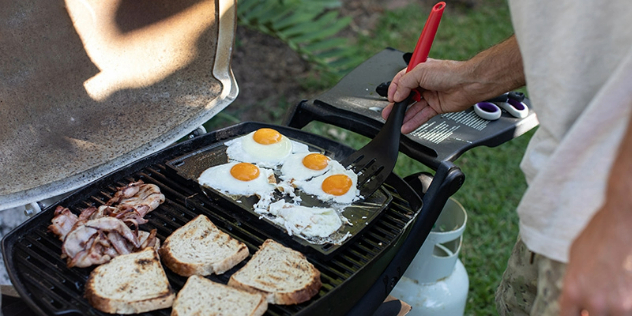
308;2;532;314
356;2;530;315
208;1;534;314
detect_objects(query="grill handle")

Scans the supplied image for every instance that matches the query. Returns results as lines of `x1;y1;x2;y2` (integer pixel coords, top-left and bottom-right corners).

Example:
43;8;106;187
345;160;465;315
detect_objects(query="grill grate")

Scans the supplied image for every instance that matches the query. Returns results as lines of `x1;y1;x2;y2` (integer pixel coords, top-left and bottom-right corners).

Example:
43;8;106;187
3;123;422;316
7;166;416;316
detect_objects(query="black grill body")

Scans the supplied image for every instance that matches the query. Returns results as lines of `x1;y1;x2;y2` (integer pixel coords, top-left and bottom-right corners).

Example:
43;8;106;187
2;122;425;316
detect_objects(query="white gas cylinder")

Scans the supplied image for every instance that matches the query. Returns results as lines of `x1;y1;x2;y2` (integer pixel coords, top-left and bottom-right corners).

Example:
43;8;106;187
390;198;469;316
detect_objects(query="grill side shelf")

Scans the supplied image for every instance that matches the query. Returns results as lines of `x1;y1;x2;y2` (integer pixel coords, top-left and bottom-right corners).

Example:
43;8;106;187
284;48;539;169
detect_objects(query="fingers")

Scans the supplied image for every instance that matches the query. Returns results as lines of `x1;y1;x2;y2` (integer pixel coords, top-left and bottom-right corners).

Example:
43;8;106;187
392;77;416;103
381;102;393;120
387;69;407;103
559;273;614;316
559;290;583;316
390;65;427;103
401;104;437;134
382;99;437;134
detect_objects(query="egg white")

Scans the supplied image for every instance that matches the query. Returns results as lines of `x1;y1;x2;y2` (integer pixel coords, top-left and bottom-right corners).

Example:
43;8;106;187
280;152;334;182
198;161;276;197
224;130;309;167
266;201;343;237
293;164;360;204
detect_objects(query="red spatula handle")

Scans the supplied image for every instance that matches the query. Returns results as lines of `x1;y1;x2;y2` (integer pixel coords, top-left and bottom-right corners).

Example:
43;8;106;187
407;2;445;73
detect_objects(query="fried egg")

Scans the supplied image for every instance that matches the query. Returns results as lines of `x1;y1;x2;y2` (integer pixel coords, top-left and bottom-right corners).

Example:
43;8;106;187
198;161;276;197
225;128;309;167
280;152;334;182
294;164;360;204
266;201;343;237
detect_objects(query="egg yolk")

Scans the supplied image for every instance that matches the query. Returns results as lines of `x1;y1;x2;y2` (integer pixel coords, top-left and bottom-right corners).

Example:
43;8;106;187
321;174;352;196
230;163;260;181
302;153;329;170
253;128;282;145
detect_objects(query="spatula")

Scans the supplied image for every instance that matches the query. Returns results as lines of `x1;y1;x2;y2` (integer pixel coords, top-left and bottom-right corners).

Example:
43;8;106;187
341;2;446;197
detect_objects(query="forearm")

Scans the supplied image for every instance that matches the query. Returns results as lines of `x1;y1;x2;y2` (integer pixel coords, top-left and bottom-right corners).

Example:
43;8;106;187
603;106;632;211
460;35;526;101
560;103;632;315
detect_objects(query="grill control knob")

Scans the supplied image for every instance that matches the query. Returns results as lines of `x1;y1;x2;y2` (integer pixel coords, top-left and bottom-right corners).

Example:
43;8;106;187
376;81;391;98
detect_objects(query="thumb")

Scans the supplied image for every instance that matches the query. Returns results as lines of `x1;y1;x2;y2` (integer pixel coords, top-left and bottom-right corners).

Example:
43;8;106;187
392;65;426;102
381;102;394;120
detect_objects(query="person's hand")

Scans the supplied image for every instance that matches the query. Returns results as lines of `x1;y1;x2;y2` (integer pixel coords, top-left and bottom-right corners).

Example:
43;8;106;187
382;58;483;134
382;35;526;134
559;199;632;315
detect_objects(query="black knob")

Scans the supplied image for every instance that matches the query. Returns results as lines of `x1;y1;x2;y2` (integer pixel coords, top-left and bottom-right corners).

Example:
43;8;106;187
508;91;525;102
403;52;412;65
376;81;391;98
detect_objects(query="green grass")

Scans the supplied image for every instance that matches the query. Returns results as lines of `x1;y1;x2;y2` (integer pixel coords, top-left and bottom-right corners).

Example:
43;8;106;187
453;132;532;315
358;2;528;314
207;1;532;314
307;2;530;314
355;1;514;61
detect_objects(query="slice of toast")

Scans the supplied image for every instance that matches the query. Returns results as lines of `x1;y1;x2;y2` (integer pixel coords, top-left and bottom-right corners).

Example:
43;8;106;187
159;215;249;276
171;275;267;316
228;239;322;305
85;248;175;314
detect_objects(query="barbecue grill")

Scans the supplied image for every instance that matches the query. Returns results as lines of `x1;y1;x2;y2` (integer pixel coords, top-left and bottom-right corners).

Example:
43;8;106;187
0;1;538;315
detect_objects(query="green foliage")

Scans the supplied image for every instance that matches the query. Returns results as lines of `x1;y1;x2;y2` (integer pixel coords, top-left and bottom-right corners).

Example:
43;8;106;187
237;0;364;79
358;2;527;315
356;0;514;62
227;1;532;314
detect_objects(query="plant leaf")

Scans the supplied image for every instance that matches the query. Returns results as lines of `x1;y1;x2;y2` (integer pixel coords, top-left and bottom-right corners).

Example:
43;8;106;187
237;0;262;16
290;16;351;43
302;37;349;53
237;0;355;80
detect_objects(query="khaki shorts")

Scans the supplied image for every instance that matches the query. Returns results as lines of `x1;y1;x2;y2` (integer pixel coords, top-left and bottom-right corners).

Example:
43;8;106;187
495;237;567;316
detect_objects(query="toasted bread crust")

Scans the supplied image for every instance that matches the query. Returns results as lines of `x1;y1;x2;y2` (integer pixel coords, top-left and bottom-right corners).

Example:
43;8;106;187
85;289;175;314
250;296;269;316
84;249;175;314
228;239;322;305
171;275;268;316
170;297;266;316
158;215;249;276
228;271;321;305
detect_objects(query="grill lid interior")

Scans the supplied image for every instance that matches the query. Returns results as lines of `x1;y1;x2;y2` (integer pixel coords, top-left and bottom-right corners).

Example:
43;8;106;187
0;0;238;210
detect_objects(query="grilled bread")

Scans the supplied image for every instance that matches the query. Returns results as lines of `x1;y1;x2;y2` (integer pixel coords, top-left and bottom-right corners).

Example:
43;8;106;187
85;248;175;314
171;275;267;316
159;215;249;276
228;239;321;305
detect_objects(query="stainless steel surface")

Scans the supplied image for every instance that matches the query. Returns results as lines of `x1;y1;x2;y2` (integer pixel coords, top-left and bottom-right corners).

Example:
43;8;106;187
0;0;238;210
0;207;33;287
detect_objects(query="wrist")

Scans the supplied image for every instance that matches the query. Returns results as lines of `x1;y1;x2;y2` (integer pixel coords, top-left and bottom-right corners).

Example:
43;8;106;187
460;35;526;102
457;60;514;103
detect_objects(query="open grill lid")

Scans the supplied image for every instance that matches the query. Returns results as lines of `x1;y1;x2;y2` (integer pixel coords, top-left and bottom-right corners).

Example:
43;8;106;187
0;0;238;210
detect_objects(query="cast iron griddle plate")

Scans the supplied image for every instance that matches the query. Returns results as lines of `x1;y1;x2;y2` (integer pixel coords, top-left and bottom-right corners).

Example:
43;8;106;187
166;136;392;260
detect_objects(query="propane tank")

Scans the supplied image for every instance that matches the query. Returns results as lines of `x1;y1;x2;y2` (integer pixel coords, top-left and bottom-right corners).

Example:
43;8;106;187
390;198;469;315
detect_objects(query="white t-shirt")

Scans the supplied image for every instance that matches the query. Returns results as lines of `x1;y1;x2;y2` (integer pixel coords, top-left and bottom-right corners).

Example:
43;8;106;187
508;0;632;263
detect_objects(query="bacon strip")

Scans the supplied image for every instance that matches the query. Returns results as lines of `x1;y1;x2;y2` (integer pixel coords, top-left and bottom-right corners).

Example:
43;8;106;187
49;180;164;268
48;206;78;241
